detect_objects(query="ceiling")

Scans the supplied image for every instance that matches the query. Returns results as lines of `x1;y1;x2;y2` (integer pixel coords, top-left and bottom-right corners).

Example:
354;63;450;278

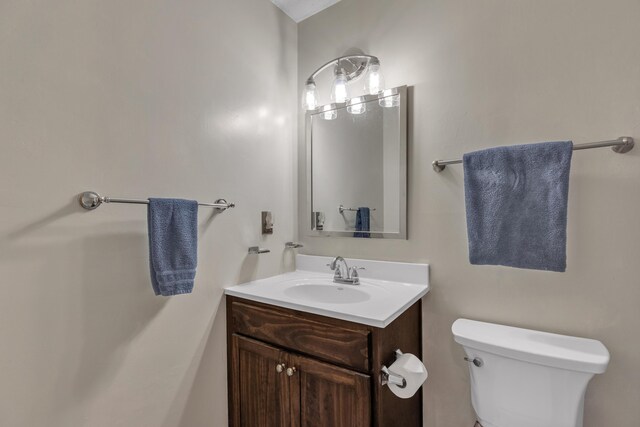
271;0;342;23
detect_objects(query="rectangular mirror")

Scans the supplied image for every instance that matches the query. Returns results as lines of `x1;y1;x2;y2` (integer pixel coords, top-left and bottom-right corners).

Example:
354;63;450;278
306;86;407;239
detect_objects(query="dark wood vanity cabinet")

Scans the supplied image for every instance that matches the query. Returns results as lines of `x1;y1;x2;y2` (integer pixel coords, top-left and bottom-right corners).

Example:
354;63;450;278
226;296;423;427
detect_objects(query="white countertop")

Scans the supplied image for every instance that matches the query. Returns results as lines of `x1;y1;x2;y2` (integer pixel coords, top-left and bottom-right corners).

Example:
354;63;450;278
225;255;430;328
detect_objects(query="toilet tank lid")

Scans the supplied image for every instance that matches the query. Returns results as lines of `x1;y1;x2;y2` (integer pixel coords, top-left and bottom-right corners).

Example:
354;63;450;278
452;319;610;374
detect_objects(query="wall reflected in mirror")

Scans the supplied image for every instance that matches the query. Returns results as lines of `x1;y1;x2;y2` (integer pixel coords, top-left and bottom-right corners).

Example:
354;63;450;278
306;86;407;239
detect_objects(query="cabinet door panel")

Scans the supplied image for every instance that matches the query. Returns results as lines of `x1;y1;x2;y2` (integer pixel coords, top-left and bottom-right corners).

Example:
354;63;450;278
290;354;371;427
231;335;290;427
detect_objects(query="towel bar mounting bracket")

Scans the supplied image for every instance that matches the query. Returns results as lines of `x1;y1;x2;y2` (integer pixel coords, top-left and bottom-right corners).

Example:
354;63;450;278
79;191;103;210
610;136;634;153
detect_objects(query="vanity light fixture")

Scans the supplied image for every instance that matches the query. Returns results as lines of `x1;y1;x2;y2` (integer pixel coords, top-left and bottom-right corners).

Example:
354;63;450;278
321;104;337;120
364;59;384;95
302;80;319;111
331;67;349;103
302;54;385;112
379;88;400;108
346;97;366;115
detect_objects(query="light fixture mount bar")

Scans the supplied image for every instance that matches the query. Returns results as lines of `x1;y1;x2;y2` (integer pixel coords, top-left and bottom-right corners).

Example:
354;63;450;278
306;54;379;84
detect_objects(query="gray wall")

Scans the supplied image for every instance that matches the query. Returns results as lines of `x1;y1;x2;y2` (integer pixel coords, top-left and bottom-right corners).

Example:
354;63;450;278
0;1;297;426
298;0;640;425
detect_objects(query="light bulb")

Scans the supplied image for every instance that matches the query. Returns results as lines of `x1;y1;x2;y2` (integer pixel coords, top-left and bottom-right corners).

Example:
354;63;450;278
302;80;318;111
321;104;337;120
364;61;385;95
347;97;366;115
331;69;349;103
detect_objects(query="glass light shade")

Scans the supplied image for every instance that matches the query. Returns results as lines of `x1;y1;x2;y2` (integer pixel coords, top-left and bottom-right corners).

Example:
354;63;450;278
347;97;366;115
320;104;337;120
364;62;385;95
331;70;349;103
379;89;400;108
302;81;318;110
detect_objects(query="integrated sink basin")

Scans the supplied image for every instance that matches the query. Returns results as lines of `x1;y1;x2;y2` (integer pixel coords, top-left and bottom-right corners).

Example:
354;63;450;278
225;255;429;327
283;280;373;304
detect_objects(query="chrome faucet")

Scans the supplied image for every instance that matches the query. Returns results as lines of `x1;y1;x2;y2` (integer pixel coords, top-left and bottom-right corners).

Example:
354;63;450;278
328;256;364;285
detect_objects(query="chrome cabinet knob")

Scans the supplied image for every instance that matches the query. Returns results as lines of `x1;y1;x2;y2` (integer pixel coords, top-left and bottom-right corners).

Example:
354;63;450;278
276;363;285;373
286;367;297;377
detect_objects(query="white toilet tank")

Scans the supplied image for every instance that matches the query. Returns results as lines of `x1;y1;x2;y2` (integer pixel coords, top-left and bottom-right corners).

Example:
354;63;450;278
452;319;609;427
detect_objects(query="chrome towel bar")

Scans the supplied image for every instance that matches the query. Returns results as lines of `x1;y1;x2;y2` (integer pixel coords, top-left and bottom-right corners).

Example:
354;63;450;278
338;205;377;214
78;191;235;211
432;136;634;172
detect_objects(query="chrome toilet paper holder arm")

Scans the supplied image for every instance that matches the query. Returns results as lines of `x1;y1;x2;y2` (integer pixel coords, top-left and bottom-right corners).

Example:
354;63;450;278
380;349;407;388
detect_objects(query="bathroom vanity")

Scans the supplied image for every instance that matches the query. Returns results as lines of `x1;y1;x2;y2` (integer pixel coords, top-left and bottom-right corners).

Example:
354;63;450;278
225;255;429;427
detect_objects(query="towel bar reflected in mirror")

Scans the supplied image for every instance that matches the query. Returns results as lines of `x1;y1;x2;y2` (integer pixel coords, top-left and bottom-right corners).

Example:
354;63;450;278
338;205;377;214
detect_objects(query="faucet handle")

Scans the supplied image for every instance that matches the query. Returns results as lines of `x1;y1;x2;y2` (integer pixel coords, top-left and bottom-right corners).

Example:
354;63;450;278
348;266;365;284
327;262;339;277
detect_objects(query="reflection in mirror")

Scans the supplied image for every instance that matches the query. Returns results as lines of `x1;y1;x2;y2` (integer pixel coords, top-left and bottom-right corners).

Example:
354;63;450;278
306;86;407;239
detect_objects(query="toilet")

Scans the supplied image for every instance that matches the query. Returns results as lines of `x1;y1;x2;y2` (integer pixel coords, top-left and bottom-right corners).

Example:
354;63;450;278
452;319;610;427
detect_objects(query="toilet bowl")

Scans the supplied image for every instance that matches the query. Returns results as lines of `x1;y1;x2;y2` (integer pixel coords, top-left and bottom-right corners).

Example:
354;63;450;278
452;319;610;427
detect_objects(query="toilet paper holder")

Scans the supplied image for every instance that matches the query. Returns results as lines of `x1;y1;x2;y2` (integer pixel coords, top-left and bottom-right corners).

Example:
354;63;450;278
380;349;407;388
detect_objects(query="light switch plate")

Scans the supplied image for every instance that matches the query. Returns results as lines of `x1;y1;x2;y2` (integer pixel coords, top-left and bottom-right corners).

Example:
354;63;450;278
262;211;273;234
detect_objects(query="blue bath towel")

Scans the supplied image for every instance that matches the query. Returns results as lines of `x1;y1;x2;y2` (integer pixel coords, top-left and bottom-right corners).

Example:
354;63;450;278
463;141;573;272
354;207;370;238
148;198;198;296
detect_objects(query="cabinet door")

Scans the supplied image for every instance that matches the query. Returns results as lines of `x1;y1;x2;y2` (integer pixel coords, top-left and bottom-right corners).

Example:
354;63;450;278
230;335;291;427
290;354;371;427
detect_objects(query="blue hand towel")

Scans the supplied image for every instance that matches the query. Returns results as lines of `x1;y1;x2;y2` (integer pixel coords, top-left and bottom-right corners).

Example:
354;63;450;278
463;141;573;272
148;198;198;296
354;207;370;238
